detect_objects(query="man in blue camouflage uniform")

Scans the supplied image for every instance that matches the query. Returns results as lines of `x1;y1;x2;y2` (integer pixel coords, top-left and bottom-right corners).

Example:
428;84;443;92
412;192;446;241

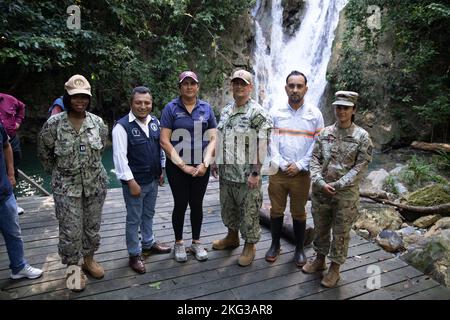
302;91;372;288
212;69;273;267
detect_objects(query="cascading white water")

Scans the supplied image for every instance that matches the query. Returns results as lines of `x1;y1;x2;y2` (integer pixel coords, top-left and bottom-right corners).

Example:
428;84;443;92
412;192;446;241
252;0;349;111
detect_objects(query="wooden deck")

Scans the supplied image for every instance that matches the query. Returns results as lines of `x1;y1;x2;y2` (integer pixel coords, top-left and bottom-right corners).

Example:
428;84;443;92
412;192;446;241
1;180;449;300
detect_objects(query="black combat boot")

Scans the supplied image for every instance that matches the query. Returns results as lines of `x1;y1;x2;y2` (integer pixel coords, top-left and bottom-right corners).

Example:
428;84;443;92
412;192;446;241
265;216;284;262
293;219;307;267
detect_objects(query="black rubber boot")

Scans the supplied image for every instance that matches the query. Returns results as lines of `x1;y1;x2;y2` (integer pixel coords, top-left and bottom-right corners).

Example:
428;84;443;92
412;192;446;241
293;219;307;267
265;217;284;262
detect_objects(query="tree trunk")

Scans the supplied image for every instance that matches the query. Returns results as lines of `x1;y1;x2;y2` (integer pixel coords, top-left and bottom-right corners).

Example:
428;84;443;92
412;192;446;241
411;141;450;153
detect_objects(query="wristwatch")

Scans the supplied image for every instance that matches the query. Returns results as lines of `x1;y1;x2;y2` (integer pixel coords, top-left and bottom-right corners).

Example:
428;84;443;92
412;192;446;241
251;171;259;177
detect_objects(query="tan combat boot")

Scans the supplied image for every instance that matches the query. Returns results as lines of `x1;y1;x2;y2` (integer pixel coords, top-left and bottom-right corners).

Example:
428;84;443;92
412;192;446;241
302;253;327;274
66;265;87;292
238;242;256;267
82;255;105;279
321;262;341;288
212;229;240;250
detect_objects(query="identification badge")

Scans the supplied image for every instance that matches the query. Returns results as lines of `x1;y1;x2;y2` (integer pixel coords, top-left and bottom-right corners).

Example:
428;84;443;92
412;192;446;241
79;144;86;153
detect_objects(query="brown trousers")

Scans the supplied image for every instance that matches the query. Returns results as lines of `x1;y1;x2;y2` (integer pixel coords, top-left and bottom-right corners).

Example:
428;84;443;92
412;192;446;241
268;170;310;221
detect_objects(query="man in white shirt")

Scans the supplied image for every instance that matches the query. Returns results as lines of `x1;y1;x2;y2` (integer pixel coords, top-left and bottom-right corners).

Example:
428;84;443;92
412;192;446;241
267;71;324;267
112;86;171;274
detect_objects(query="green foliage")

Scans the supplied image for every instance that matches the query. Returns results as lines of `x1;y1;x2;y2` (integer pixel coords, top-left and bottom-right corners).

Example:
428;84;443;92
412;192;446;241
0;0;254;121
383;175;399;195
328;0;450;141
433;151;450;171
400;155;448;189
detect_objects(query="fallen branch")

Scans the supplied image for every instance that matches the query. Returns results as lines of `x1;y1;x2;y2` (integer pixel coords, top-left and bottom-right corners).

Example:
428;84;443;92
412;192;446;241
361;194;450;215
411;141;450;153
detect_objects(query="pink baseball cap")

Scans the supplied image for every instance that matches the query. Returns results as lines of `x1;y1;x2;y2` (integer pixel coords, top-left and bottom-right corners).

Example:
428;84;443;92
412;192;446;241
178;71;199;83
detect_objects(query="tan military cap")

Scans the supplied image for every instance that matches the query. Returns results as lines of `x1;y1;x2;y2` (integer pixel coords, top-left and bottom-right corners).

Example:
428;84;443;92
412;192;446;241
332;90;358;107
65;74;92;96
231;69;252;84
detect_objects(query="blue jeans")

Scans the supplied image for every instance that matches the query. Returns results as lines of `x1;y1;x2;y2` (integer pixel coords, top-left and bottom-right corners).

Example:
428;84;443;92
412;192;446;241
122;180;159;256
0;194;27;274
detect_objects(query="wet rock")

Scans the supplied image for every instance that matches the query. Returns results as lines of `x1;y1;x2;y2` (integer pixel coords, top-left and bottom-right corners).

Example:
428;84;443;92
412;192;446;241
376;229;404;253
402;229;450;287
401;222;410;228
413;214;442;229
389;164;406;176
433;258;450;287
354;207;403;237
397;226;420;237
361;169;389;192
282;0;305;36
356;229;370;239
425;217;450;237
394;180;409;196
386;165;409;196
402;234;426;248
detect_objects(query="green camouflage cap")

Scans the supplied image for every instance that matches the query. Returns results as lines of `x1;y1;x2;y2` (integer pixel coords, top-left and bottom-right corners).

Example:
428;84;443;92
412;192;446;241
332;90;358;107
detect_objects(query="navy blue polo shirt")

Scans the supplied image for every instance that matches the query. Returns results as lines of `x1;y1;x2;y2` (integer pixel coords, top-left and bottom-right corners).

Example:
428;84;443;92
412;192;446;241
0;124;13;203
160;97;217;165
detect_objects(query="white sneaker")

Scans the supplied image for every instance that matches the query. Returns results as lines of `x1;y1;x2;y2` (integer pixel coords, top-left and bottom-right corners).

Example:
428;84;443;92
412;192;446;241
174;243;187;262
17;206;24;215
190;242;208;261
10;264;43;279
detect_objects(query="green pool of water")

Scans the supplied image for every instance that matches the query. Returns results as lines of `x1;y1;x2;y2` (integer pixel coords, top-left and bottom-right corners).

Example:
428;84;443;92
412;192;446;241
16;143;121;197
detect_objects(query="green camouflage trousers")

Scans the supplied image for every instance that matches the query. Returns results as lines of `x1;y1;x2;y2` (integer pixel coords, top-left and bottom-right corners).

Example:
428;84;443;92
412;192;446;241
219;178;262;243
311;190;359;265
53;191;107;265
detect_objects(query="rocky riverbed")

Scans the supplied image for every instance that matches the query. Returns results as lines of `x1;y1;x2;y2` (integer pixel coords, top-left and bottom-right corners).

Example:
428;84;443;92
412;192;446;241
355;148;450;287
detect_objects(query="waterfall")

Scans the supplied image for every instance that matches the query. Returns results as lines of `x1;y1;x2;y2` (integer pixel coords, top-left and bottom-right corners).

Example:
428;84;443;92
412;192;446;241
252;0;349;111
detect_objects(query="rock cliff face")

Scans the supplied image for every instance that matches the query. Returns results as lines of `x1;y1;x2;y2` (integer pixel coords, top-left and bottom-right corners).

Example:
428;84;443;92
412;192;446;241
201;13;255;111
324;6;399;149
282;0;305;36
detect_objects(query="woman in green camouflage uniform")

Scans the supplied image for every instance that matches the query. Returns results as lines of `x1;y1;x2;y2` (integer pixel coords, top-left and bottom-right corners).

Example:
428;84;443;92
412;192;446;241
302;91;372;288
38;75;108;292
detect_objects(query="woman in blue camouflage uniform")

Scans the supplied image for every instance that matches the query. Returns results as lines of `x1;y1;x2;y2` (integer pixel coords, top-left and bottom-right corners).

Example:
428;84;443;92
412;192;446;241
302;91;372;288
38;74;108;292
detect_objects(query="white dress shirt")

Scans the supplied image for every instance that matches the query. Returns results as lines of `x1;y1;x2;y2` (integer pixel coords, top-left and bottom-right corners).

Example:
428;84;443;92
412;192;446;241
270;103;324;172
112;112;166;182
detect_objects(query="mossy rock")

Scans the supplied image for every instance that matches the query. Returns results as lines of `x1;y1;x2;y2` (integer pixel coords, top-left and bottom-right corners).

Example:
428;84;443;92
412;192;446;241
406;184;450;207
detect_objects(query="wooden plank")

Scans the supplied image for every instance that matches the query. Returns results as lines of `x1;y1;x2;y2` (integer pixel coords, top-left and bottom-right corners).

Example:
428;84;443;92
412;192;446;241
18;233;277;300
85;238;368;301
249;249;398;300
300;265;423;300
298;258;415;300
193;290;238;300
0;219;243;277
2;179;448;301
0;212;225;260
0;213;224;254
83;242;306;300
400;285;450;300
228;244;390;300
351;275;441;300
